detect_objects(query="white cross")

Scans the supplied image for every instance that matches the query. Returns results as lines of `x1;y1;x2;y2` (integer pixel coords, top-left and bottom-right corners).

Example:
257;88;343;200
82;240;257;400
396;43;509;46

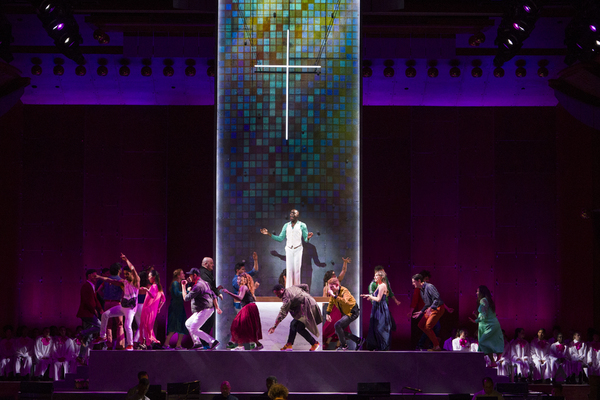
254;29;321;141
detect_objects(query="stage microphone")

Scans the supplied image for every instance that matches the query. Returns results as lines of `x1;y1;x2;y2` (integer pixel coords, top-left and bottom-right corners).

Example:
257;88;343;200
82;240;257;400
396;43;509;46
404;386;422;392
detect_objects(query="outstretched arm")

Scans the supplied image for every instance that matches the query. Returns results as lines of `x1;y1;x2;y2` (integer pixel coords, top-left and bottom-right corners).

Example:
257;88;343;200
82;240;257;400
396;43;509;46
223;285;247;301
261;224;287;242
339;257;350;281
96;275;124;288
120;253;140;288
252;251;258;272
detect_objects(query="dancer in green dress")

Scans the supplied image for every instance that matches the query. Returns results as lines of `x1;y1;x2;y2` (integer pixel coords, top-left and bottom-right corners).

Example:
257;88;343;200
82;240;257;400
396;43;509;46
469;285;504;367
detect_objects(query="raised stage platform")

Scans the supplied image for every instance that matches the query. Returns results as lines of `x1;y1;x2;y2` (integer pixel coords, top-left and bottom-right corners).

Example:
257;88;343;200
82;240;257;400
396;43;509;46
88;350;500;394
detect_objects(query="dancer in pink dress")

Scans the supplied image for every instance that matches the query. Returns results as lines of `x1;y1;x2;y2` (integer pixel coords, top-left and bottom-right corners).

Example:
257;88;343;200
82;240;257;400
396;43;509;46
138;270;165;349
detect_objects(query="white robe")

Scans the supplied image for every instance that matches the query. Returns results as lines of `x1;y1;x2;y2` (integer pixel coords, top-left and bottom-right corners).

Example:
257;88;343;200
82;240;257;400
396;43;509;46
51;336;74;381
509;339;530;377
549;342;570;379
567;340;588;377
496;340;512;377
0;339;14;376
587;342;600;376
13;337;33;376
530;338;551;380
452;337;472;352
34;337;54;377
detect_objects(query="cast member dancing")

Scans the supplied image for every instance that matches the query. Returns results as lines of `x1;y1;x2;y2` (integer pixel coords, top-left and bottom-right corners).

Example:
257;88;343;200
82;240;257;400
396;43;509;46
76;269;103;360
93;253;140;351
322;257;351;349
326;278;363;350
164;269;188;349
468;285;504;366
361;270;392;351
182;268;221;350
261;209;313;287
269;284;322;351
138;270;165;348
232;252;259;313
222;273;263;351
411;274;445;351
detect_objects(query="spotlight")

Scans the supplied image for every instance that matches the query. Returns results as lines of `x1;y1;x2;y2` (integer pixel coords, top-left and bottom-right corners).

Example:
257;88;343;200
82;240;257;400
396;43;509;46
119;65;130;76
450;66;461;78
471;67;482;78
141;66;152;76
405;67;416;78
564;2;600;65
493;67;505;77
97;65;108;76
0;14;14;63
515;67;526;77
494;0;543;66
31;65;42;75
163;66;174;77
53;65;64;75
537;59;549;77
185;65;196;76
383;59;394;77
75;65;86;76
427;67;438;78
32;0;85;65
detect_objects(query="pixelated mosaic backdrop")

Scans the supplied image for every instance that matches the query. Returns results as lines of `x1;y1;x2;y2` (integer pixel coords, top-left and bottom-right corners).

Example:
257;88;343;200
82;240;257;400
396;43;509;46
216;0;360;321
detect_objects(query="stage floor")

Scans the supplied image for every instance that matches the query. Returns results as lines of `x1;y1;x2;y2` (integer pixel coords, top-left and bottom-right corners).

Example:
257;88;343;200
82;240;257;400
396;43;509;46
88;349;499;394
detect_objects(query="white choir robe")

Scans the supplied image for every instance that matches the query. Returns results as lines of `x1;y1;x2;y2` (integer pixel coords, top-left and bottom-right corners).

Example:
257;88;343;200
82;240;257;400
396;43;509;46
567;340;588;377
0;339;14;376
496;341;512;377
69;338;84;371
34;337;54;377
52;337;74;381
549;342;570;380
509;339;531;377
587;342;600;376
452;337;472;352
12;337;34;376
530;338;552;380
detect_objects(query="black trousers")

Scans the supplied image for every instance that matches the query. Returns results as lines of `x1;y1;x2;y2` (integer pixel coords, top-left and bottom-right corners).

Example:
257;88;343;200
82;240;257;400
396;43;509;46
287;319;316;346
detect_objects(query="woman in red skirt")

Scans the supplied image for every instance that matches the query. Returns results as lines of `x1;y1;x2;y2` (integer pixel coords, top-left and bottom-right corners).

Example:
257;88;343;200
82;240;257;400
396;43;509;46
222;273;263;350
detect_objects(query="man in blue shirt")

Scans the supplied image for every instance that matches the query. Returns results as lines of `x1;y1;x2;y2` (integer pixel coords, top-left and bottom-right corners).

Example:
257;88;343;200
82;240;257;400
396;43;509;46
411;273;446;351
231;252;259;313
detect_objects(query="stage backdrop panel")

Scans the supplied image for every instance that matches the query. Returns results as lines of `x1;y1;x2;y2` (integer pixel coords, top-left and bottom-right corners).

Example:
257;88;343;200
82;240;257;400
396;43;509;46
216;0;361;342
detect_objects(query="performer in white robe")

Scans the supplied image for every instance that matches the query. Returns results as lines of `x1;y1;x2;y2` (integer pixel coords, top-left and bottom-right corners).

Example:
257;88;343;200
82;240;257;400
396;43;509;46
496;338;512;377
13;327;34;378
452;330;472;352
587;333;600;377
0;326;14;378
52;327;74;381
549;333;569;381
567;332;588;383
34;328;53;379
530;328;552;381
509;328;530;380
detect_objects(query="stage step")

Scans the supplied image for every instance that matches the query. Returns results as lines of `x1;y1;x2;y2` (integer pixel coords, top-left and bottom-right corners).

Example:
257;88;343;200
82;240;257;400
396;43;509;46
53;366;89;391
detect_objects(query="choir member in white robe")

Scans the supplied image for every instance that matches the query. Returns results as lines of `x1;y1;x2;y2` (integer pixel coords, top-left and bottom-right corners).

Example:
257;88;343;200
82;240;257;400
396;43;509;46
567;332;588;383
587;333;600;377
549;333;569;381
34;328;53;379
13;327;34;378
52;327;74;381
530;328;552;381
452;330;472;352
509;328;530;379
496;339;512;377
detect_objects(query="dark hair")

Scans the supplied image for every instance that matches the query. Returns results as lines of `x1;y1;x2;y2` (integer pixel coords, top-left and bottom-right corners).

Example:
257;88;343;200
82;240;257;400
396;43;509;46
266;376;277;385
149;270;163;293
138;371;148;380
85;269;96;278
139;270;150;287
101;268;110;274
412;274;423;282
477;285;496;313
482;377;493;385
514;328;524;340
234;261;245;273
374;265;384;272
323;270;335;286
109;262;122;276
278;269;286;286
419;270;431;279
538;328;546;334
139;378;150;387
272;284;285;292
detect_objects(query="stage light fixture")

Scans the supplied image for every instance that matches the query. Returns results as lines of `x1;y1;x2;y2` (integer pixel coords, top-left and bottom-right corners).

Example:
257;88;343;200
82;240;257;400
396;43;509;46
494;0;543;66
427;67;438;77
53;65;64;75
97;65;108;76
537;59;549;77
383;59;395;78
207;65;215;77
471;67;482;78
31;0;84;65
163;66;174;77
362;66;372;77
141;66;152;76
450;67;461;77
564;1;600;65
493;67;505;77
185;65;196;76
31;65;42;75
405;60;416;78
75;65;86;76
516;67;527;77
119;65;130;76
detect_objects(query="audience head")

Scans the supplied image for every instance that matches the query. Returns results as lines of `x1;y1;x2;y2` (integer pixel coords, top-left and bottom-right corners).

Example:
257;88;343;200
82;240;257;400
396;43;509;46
419;270;431;282
482;377;494;394
268;383;289;400
514;328;525;340
109;262;122;276
235;261;246;275
137;371;149;381
42;327;50;338
272;284;285;298
220;381;231;397
137;378;150;396
266;376;278;390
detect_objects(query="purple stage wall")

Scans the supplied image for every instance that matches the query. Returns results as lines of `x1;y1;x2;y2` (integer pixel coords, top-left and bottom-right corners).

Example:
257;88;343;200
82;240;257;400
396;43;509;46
0;104;598;349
